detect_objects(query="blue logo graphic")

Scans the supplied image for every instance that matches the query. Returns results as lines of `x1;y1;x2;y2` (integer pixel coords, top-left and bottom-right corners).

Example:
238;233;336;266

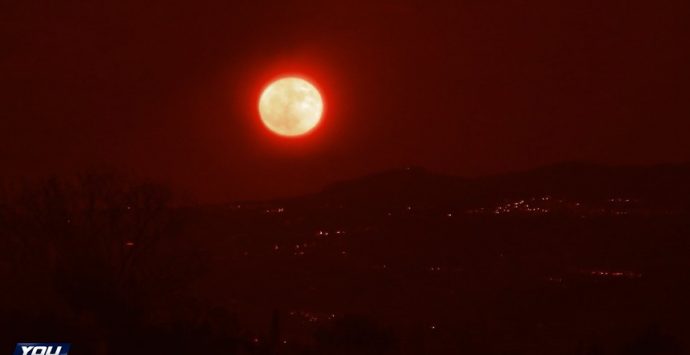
13;344;70;355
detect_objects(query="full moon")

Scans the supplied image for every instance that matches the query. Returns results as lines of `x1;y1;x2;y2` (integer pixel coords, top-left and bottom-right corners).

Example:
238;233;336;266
258;77;324;137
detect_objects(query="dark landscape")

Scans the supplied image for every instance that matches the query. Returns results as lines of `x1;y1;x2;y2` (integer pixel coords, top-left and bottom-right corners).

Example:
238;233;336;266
2;163;689;354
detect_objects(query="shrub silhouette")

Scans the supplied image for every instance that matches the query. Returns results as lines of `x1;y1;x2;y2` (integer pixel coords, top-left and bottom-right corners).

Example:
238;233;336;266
314;315;398;355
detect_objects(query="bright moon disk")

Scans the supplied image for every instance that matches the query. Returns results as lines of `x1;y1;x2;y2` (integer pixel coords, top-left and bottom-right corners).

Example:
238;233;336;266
258;77;323;137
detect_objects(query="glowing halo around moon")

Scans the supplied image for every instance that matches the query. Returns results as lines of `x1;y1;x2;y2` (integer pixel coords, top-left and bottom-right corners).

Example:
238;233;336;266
258;77;324;137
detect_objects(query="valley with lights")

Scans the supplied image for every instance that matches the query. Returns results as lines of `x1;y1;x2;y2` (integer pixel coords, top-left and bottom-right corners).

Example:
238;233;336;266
181;164;690;354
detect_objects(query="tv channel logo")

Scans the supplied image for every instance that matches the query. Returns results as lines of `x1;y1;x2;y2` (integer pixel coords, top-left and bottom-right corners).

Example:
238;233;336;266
13;344;70;355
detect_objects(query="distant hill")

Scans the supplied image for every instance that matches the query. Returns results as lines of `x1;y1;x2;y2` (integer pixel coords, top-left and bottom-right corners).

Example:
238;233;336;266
281;162;690;210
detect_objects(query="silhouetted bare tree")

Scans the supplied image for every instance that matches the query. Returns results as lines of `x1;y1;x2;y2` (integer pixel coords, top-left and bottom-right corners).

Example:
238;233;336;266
0;175;204;352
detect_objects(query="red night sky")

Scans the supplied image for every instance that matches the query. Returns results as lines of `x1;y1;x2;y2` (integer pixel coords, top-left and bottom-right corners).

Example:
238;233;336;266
2;0;689;201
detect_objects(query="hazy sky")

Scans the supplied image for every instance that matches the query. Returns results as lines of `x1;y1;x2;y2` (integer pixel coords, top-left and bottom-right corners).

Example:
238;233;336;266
2;0;689;201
